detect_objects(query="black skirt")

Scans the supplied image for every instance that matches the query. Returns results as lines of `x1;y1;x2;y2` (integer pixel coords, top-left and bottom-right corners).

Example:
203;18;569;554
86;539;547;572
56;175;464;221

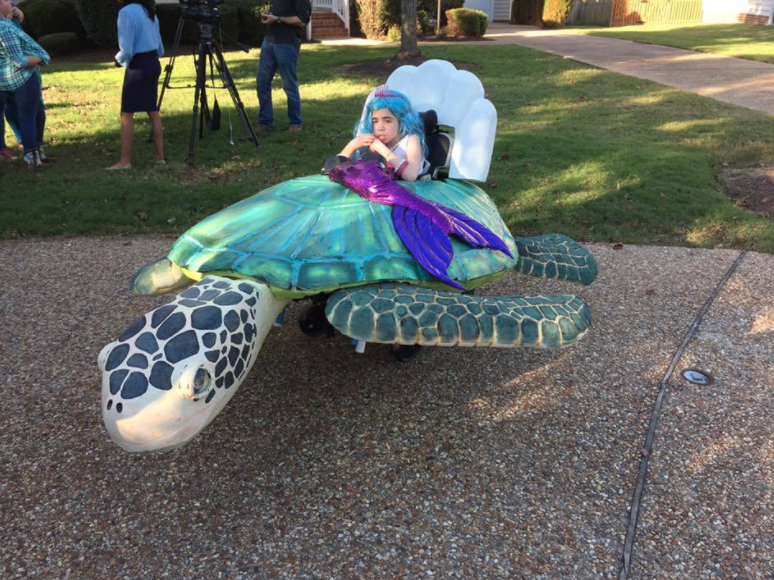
121;51;161;113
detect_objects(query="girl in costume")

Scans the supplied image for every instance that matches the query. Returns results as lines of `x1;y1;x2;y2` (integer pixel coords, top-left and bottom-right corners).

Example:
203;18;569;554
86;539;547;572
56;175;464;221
329;86;512;290
338;87;429;182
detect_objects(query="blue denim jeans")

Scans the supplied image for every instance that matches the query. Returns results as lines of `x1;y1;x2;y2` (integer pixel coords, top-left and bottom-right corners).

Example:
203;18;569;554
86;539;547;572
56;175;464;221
256;39;302;127
0;74;45;154
0;96;21;149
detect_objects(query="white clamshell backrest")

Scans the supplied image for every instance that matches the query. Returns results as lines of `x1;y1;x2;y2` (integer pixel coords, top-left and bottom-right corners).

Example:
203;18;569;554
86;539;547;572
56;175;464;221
360;59;497;182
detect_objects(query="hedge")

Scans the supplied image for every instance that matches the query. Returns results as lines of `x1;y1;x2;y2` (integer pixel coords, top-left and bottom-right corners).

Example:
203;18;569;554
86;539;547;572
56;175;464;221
542;0;572;27
512;0;545;25
74;0;118;47
354;0;388;39
155;3;262;49
37;31;81;56
446;8;488;37
418;0;463;31
18;0;85;40
353;0;464;39
233;0;270;46
349;0;363;37
383;0;464;32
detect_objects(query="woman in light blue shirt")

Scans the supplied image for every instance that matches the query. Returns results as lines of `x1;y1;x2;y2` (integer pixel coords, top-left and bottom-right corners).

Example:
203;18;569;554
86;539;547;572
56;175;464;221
108;0;165;170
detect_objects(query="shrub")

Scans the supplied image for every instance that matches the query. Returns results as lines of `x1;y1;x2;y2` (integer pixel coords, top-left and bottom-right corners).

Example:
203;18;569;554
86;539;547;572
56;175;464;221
477;10;489;34
37;31;81;55
386;24;401;42
542;0;572;27
215;4;240;43
231;0;269;46
355;0;387;39
417;0;463;31
156;4;187;45
349;0;363;37
155;4;245;48
352;0;455;38
353;0;457;39
18;0;85;39
382;0;401;28
74;0;119;47
512;0;544;24
446;8;487;37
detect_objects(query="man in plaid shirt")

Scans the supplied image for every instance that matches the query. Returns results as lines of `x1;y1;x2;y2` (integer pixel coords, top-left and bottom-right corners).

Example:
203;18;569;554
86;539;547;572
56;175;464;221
0;0;50;168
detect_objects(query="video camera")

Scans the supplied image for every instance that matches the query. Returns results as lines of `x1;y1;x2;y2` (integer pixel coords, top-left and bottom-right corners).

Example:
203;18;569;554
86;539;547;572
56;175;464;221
179;0;223;22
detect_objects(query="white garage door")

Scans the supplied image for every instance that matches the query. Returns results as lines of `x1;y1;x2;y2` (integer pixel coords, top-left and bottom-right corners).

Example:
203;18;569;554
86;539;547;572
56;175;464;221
464;0;494;20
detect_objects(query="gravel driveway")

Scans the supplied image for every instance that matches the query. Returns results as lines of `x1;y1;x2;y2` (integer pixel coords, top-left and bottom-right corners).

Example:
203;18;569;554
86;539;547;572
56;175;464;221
1;236;772;579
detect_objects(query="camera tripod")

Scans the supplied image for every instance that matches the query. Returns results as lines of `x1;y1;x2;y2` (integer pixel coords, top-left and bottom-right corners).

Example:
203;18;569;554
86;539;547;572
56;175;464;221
154;14;258;160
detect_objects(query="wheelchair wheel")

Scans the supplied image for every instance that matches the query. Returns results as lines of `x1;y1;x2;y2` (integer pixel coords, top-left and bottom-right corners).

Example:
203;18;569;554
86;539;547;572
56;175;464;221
393;344;422;362
298;303;332;338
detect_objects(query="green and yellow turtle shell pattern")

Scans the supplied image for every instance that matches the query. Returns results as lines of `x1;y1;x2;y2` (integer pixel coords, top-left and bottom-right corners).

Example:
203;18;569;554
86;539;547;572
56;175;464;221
168;175;517;299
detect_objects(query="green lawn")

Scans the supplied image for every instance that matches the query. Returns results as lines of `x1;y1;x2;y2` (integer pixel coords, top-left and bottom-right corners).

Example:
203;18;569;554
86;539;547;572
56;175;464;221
4;42;774;252
584;23;774;64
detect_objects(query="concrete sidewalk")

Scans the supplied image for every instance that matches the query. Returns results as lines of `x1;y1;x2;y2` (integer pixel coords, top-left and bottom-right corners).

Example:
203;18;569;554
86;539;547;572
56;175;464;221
324;24;774;116
1;236;772;578
473;24;774;116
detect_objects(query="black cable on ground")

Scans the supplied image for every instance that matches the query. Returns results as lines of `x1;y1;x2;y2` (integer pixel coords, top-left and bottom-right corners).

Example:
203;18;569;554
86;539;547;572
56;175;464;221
618;250;747;580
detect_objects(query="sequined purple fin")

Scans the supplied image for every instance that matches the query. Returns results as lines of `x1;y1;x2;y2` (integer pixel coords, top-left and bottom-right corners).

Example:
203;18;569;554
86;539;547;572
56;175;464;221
438;204;513;258
393;207;465;290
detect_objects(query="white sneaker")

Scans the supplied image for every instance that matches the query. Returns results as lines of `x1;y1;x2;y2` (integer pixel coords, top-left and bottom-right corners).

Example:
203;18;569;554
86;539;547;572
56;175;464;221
23;150;41;169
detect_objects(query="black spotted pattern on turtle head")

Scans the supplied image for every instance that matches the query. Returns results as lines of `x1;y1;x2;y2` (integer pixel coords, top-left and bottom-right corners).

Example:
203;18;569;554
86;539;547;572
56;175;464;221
102;279;261;413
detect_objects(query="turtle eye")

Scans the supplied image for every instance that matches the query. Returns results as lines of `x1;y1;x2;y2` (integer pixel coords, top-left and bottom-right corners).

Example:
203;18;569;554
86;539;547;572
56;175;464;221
193;368;212;395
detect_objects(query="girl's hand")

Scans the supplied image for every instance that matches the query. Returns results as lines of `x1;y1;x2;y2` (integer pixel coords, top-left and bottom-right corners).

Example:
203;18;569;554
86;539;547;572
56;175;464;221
12;7;24;22
339;134;376;158
368;139;391;157
356;134;376;149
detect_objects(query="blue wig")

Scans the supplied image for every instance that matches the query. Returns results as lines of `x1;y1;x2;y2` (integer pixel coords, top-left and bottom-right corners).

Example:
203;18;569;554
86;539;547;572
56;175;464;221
355;89;427;157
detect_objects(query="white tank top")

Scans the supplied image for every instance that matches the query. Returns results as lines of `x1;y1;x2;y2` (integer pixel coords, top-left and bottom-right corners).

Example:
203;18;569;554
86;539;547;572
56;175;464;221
390;135;430;175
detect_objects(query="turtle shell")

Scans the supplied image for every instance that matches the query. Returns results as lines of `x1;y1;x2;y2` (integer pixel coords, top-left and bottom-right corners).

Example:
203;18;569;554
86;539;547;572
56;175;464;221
168;175;517;298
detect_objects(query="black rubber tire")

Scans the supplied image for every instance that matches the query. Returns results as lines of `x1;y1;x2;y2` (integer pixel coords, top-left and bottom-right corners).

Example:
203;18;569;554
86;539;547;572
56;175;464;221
393;344;422;362
298;304;332;338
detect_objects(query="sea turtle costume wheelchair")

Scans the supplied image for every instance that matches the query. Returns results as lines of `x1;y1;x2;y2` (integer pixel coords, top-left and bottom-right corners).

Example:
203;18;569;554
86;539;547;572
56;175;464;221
99;60;598;452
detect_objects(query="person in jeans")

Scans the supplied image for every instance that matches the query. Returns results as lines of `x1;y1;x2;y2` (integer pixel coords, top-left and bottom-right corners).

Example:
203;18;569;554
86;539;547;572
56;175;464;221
256;0;310;132
0;0;49;169
0;1;22;161
107;0;164;170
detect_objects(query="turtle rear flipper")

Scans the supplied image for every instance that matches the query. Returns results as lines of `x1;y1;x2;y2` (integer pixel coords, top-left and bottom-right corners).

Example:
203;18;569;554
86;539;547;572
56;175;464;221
130;258;192;295
325;283;591;348
515;234;598;285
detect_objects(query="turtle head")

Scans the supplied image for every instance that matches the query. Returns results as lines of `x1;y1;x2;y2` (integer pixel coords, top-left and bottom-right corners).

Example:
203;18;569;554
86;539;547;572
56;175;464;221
99;276;288;452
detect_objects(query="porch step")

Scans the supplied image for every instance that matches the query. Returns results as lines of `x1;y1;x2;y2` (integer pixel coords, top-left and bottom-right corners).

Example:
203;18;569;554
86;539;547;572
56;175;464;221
311;11;349;39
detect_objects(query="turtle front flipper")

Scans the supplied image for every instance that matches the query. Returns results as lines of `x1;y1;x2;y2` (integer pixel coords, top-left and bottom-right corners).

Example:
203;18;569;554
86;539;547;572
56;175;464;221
325;283;591;348
130;258;193;295
514;234;598;286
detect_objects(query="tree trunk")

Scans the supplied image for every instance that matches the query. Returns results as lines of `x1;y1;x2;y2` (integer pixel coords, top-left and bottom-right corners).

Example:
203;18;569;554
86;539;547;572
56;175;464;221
398;0;422;58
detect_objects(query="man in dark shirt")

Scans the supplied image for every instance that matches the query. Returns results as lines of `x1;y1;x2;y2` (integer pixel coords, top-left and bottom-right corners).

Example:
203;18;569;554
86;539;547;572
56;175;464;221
257;0;311;132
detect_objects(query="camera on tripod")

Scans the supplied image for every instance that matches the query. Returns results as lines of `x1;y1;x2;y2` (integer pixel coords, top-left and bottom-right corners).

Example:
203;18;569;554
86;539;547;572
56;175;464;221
154;0;258;160
179;0;224;22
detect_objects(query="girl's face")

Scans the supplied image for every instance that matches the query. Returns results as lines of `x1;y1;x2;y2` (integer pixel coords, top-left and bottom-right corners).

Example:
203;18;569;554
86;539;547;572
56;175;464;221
371;108;400;146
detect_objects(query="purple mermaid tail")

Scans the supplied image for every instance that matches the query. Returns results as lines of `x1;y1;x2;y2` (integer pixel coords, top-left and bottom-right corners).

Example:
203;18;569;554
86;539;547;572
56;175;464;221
329;159;512;290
